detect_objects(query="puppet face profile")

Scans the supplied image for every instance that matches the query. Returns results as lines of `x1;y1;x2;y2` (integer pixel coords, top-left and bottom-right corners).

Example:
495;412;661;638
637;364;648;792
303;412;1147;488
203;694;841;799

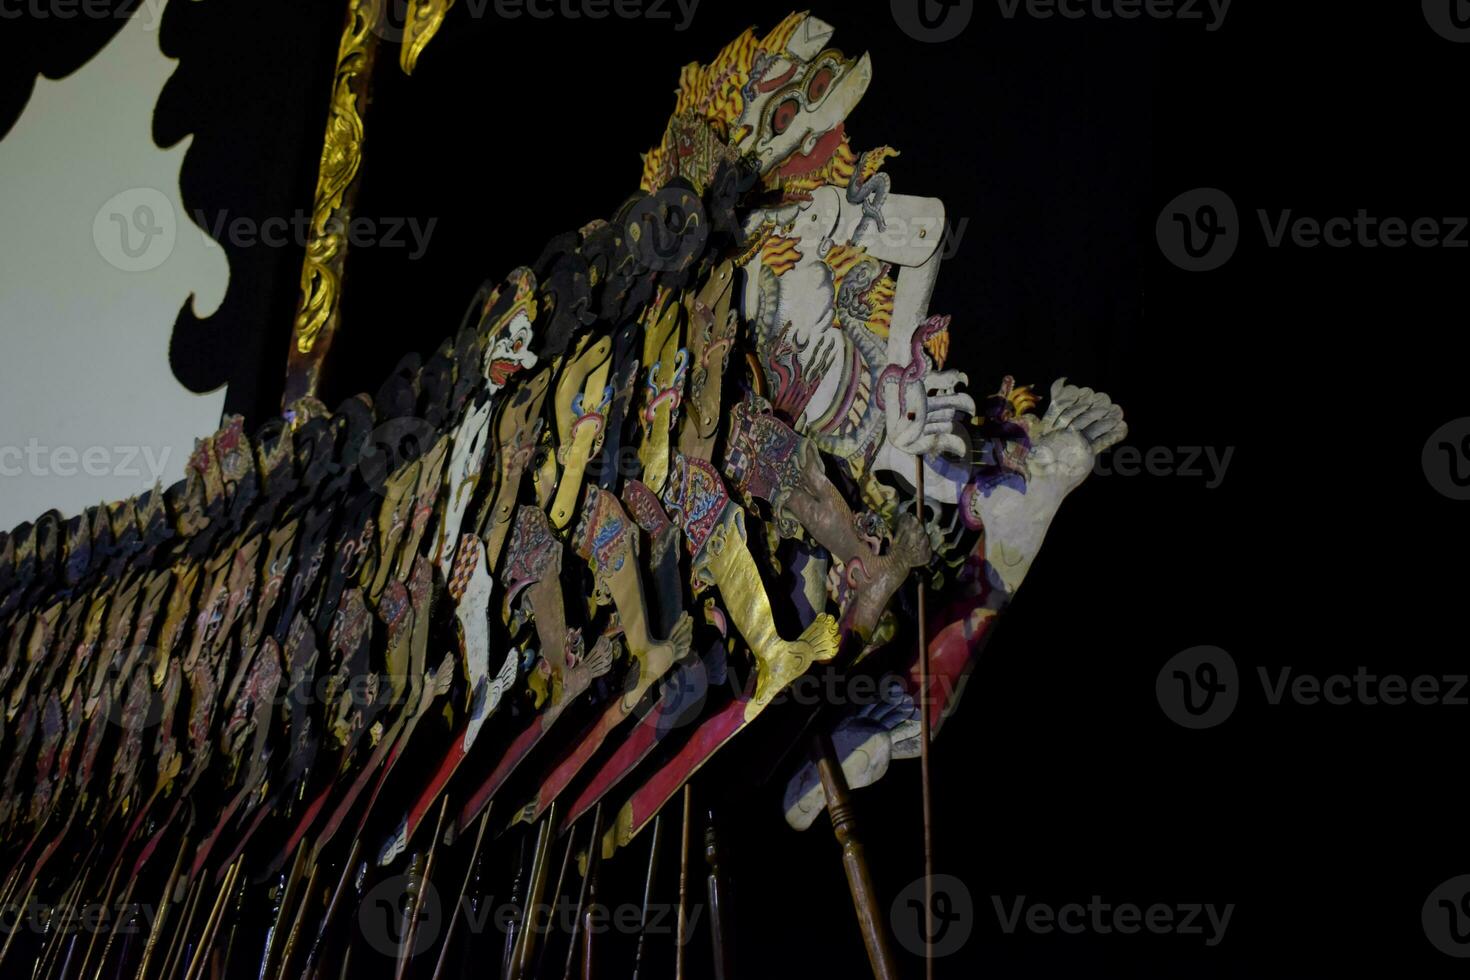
639;13;872;194
481;270;540;394
486;310;536;392
733;24;872;181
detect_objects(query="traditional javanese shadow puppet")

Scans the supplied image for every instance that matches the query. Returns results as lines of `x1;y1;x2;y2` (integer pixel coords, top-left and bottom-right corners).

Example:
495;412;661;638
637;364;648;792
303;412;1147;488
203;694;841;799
0;11;1127;977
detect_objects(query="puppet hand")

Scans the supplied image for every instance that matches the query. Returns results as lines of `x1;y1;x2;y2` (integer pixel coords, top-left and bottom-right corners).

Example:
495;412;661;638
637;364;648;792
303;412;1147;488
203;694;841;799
882;366;976;459
1025;378;1127;491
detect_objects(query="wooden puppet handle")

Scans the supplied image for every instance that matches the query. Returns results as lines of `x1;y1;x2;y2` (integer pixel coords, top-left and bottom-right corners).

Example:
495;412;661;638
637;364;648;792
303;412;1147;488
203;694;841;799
812;733;901;980
703;808;734;980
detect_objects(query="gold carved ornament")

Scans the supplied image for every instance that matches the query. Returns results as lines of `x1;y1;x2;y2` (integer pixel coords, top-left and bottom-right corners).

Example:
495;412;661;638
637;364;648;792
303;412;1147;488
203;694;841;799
401;0;457;75
284;0;454;406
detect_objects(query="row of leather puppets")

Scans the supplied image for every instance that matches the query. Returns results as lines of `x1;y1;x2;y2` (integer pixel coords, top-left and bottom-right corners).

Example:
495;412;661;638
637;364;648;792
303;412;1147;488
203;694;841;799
0;160;761;867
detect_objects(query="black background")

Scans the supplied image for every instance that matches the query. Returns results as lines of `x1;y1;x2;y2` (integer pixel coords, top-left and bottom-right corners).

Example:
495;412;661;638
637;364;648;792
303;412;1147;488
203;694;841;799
4;0;1467;976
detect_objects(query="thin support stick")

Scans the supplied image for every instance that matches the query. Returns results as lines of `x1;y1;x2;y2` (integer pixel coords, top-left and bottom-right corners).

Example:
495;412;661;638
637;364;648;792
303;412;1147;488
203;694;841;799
130;835;188;980
155;876;203;980
562;804;601;980
77;862;123;980
703;810;732;980
273;859;321;980
535;816;576;980
90;868;138;980
298;838;363;980
430;804;491;980
915;456;935;980
182;858;241;980
512;804;556;980
630;814;663;980
675;785;692;980
260;840;309;980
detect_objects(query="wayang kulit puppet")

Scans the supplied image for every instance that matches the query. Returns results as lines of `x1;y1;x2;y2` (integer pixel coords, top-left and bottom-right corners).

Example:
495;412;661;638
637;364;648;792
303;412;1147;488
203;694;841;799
0;12;1126;977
